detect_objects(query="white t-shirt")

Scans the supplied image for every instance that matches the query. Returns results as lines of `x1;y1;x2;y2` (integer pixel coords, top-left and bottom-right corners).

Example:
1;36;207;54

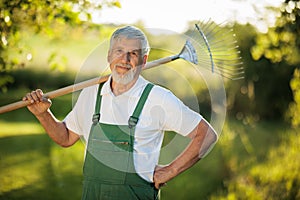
64;76;202;182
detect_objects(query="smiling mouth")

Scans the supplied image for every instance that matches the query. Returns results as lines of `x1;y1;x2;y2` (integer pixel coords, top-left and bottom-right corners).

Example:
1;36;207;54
115;64;132;72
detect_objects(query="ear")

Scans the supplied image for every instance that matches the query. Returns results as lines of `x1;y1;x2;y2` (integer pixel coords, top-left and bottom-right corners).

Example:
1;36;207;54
140;55;148;69
142;54;148;65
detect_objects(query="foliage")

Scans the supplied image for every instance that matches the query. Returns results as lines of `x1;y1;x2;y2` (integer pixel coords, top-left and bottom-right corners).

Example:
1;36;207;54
248;0;300;123
287;69;300;127
251;0;300;65
228;0;300;122
211;122;300;200
0;0;121;89
226;23;294;122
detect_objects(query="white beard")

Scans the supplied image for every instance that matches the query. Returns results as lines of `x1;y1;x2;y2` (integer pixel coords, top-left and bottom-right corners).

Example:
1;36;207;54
111;66;136;85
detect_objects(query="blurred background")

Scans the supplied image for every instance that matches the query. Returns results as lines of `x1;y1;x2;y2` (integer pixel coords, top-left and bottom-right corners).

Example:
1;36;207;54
0;0;299;199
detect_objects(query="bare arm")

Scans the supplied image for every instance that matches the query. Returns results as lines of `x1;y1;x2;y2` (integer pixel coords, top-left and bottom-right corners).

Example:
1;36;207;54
153;118;218;189
23;89;80;147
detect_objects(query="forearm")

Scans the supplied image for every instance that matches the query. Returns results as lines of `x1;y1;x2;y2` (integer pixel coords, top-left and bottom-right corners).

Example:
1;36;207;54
154;120;218;187
168;123;217;177
35;109;74;147
168;134;204;177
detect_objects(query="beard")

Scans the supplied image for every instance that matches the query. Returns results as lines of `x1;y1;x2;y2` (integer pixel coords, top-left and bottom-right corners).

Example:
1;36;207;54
111;64;137;85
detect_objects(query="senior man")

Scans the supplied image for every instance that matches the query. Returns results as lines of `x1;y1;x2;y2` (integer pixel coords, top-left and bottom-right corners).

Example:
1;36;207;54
23;25;218;200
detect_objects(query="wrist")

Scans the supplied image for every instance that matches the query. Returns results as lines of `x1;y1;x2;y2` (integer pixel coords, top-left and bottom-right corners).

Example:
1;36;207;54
35;109;51;120
165;163;180;179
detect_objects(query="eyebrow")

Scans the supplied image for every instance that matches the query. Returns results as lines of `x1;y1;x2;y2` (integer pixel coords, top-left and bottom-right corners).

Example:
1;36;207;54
113;48;141;53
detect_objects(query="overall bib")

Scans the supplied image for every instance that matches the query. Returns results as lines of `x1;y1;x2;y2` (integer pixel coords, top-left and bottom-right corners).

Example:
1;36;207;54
82;83;160;200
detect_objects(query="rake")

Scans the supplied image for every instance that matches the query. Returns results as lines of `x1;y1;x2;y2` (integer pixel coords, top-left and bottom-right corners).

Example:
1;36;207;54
187;19;244;80
0;20;243;114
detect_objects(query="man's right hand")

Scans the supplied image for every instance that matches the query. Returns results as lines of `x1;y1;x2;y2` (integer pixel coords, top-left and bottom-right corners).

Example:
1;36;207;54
23;89;52;116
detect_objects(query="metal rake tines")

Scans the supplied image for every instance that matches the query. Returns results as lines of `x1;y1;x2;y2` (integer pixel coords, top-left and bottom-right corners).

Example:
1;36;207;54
188;19;244;80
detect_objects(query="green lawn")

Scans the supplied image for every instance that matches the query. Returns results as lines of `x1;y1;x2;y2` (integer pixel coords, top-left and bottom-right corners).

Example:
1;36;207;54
0;94;299;199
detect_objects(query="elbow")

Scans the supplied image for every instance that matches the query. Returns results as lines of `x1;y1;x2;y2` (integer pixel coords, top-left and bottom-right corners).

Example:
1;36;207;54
203;119;218;144
205;127;218;147
210;130;218;144
59;143;73;148
55;138;74;148
198;123;218;158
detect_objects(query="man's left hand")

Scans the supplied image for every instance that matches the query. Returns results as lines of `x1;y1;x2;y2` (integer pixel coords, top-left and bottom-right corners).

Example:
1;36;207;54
153;165;172;189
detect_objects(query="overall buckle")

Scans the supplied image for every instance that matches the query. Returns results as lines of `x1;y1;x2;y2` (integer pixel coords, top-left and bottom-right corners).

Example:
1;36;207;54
128;116;139;129
92;114;100;124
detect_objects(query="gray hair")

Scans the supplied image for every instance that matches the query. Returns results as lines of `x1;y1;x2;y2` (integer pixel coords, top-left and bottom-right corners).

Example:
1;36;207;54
109;26;150;56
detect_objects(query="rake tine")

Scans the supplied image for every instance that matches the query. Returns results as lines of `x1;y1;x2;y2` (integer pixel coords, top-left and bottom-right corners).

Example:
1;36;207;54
215;65;244;71
198;63;243;73
200;65;244;80
204;26;233;41
198;21;216;36
215;67;243;73
216;66;245;74
197;58;243;71
199;18;227;33
200;20;231;39
206;27;234;38
210;51;241;57
214;57;243;63
210;45;240;52
209;40;239;49
213;57;242;62
209;35;238;46
214;59;242;64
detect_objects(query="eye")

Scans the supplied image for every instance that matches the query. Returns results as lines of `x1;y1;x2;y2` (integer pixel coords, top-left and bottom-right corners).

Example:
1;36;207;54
113;49;124;56
129;50;140;58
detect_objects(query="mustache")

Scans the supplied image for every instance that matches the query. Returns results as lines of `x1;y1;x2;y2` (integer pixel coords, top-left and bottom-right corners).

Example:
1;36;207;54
114;64;132;69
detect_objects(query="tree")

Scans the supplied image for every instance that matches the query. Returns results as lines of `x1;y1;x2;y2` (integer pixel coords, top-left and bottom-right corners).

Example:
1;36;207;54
0;0;120;89
251;0;300;65
287;69;300;127
247;0;300;121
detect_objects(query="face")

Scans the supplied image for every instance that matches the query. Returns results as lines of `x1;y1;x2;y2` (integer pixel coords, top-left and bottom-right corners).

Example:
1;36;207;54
107;37;147;85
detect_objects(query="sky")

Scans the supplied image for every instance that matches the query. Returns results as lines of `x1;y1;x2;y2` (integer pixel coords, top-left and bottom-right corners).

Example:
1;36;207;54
93;0;284;33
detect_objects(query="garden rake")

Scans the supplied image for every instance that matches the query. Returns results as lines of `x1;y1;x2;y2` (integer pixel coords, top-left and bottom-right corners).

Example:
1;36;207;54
0;20;243;114
188;19;244;80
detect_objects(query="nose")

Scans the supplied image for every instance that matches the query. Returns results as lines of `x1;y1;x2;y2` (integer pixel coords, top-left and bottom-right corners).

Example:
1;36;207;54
120;52;131;63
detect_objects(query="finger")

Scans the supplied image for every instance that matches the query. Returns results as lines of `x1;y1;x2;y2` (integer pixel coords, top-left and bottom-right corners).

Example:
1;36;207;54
154;182;160;189
24;93;34;103
30;90;41;102
36;89;44;99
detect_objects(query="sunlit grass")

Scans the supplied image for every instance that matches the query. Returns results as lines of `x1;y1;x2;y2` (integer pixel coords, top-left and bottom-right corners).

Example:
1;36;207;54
0;120;84;199
1;117;299;199
0;121;44;137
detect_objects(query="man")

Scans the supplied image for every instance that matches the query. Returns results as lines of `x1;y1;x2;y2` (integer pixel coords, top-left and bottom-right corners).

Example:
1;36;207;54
23;26;218;200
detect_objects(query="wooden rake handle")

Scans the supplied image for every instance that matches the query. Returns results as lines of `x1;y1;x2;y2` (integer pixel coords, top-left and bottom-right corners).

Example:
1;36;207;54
0;55;177;114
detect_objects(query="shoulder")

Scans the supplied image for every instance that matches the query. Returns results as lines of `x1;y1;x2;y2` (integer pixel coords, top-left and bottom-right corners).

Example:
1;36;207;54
76;84;99;104
148;84;180;106
150;85;170;97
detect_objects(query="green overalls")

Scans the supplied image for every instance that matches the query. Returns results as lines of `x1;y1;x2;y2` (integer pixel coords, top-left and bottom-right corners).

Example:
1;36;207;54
82;83;160;200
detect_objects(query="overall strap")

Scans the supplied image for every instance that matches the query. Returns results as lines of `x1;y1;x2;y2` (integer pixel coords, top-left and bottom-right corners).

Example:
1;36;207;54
128;83;154;128
92;82;105;124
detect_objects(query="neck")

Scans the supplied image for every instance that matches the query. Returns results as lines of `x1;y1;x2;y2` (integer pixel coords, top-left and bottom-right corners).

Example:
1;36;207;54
110;76;139;96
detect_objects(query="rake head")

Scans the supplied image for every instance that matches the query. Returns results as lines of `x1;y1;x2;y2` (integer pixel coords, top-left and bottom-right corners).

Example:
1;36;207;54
178;40;198;65
186;19;244;80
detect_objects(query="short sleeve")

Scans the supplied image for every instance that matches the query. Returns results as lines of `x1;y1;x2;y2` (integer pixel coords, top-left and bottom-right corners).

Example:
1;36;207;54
159;89;202;136
63;85;97;138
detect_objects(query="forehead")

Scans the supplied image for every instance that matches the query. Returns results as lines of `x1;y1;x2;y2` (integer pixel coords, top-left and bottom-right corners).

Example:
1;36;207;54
111;37;142;51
